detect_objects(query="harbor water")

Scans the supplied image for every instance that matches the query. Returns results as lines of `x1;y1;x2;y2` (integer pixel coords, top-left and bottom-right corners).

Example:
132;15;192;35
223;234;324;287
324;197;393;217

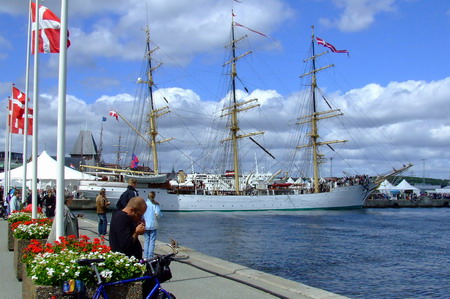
80;208;449;298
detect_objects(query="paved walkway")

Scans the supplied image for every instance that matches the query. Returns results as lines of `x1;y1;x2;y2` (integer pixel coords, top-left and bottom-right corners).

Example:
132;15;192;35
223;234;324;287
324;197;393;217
1;217;347;299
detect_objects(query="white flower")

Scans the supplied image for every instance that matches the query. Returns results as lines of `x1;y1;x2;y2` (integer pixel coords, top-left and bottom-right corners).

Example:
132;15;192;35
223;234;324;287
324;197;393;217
47;268;55;277
100;270;113;279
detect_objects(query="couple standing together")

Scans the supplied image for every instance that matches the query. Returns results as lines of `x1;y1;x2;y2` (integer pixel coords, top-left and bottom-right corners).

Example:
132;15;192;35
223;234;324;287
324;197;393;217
96;178;162;260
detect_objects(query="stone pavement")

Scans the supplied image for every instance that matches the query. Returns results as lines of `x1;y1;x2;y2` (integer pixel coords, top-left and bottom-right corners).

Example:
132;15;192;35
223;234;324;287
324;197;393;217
1;217;347;299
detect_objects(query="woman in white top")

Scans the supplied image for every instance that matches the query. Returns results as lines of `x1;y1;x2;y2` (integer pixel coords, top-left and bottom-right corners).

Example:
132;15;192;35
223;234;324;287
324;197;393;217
9;189;21;213
143;191;162;260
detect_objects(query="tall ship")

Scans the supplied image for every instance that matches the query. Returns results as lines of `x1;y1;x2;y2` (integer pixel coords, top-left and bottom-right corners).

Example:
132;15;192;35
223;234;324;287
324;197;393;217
78;20;410;211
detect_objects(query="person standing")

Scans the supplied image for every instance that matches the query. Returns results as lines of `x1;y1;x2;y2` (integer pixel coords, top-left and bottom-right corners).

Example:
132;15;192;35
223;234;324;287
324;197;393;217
143;192;162;260
96;188;110;235
47;195;79;243
116;178;138;210
109;197;146;259
43;189;56;218
9;189;22;213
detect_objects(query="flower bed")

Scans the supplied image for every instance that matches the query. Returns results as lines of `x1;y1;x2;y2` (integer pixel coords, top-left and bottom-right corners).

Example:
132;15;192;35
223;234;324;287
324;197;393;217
12;218;53;239
22;235;146;298
7;222;14;251
7;211;46;250
14;238;46;281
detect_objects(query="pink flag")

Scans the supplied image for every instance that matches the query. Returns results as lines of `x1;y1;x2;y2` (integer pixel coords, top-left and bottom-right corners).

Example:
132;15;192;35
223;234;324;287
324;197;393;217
109;110;119;121
235;22;272;39
31;2;71;54
316;37;348;54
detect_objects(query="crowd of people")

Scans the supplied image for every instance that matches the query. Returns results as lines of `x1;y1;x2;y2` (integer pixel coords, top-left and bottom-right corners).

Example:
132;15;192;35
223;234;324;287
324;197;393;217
1;178;164;261
1;185;80;243
1;185;59;216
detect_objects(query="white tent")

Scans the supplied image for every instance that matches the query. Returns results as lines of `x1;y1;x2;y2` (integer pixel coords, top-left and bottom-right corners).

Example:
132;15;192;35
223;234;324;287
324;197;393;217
377;179;396;195
0;151;94;190
433;186;450;194
394;179;420;196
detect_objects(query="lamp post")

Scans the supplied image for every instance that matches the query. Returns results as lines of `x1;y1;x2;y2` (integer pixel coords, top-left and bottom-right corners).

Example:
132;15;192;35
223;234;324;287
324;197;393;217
422;159;426;185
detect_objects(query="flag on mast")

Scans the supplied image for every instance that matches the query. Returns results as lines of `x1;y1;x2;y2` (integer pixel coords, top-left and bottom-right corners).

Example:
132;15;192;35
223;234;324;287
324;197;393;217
130;154;139;169
234;22;272;39
316;37;349;55
109;110;119;121
31;2;71;54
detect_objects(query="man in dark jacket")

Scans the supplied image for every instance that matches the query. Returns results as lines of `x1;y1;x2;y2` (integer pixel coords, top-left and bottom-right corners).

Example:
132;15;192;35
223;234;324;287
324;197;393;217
109;196;146;259
116;178;138;210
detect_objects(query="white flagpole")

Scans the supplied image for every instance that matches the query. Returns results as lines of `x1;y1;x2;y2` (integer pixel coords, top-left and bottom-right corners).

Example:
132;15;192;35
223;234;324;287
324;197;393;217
7;122;13;194
22;0;32;209
4;105;10;201
7;94;13;201
55;0;69;238
31;0;40;219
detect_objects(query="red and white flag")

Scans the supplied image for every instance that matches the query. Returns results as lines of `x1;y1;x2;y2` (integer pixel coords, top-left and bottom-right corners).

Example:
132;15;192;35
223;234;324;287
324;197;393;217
8;100;21;134
9;86;33;135
235;22;272;39
18;108;34;136
31;2;71;54
109;110;119;121
316;37;348;55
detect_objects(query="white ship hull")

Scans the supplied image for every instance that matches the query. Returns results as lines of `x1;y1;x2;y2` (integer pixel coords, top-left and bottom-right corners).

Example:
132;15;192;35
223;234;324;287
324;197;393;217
78;181;375;211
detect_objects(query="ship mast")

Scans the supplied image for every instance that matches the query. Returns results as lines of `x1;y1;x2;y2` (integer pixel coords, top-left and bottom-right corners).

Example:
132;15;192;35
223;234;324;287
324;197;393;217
222;11;264;194
298;26;347;193
138;27;172;175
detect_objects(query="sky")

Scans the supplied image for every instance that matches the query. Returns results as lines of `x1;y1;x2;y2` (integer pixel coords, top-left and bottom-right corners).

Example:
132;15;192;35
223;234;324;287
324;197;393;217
0;0;450;181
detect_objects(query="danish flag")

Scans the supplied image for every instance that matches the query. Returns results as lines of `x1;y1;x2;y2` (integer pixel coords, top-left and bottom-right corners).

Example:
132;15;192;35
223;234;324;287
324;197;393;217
31;2;71;54
8;86;33;135
109;110;119;121
316;37;348;55
9;86;33;135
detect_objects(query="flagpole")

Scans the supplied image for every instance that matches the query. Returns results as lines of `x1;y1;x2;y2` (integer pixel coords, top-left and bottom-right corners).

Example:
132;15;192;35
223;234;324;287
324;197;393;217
22;0;32;209
55;0;69;238
99;118;104;163
31;0;40;219
4;104;10;202
7;94;14;200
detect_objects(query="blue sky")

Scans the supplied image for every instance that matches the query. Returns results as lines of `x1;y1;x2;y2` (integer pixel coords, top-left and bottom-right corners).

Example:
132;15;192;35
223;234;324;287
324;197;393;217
0;0;450;180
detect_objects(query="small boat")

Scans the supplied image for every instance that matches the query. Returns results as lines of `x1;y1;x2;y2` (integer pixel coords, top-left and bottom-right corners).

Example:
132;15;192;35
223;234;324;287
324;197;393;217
123;173;167;184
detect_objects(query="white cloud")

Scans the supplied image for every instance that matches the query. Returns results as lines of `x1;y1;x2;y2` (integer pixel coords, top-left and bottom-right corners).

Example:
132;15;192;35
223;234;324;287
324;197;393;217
3;76;448;177
320;0;396;32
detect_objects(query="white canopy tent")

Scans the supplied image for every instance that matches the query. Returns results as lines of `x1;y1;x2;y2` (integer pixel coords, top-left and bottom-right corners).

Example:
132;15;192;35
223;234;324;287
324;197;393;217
394;179;421;196
377;179;396;195
433;186;450;194
0;151;94;190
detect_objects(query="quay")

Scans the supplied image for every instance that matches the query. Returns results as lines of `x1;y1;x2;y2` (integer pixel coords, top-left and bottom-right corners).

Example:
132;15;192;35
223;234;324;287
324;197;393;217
1;218;347;299
364;197;449;208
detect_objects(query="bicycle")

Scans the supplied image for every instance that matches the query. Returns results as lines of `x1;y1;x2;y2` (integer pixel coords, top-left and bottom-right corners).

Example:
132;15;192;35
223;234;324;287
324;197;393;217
71;245;177;299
